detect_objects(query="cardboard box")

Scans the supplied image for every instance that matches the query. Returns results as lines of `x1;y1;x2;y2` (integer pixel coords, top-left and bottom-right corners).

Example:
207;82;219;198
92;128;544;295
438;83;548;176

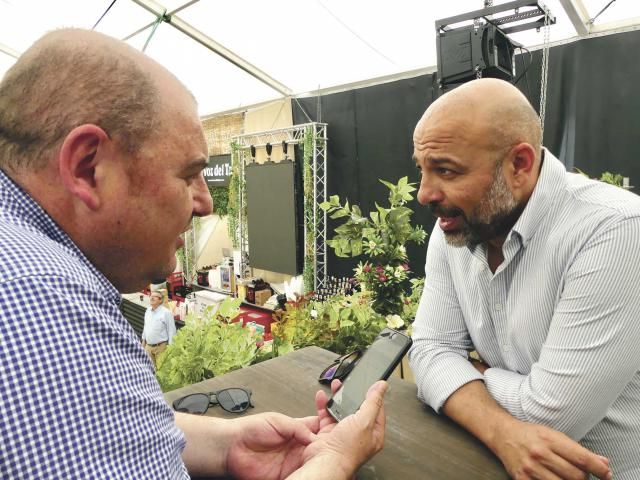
254;288;272;306
194;290;228;317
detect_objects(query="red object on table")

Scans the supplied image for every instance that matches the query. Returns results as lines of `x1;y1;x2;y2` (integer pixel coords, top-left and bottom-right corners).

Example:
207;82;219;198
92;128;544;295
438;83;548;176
236;305;274;334
166;272;184;297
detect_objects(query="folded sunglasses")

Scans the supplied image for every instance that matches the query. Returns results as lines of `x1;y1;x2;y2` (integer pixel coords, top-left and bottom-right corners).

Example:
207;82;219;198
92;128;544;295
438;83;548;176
318;349;362;385
172;387;254;415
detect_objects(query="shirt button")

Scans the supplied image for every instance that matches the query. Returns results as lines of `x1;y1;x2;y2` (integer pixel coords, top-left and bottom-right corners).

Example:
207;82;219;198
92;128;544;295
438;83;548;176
503;345;511;352
495;303;503;311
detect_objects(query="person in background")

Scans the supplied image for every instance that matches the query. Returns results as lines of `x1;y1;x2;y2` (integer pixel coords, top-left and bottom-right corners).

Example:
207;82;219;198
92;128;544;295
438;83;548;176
0;28;386;479
142;290;176;368
409;78;640;479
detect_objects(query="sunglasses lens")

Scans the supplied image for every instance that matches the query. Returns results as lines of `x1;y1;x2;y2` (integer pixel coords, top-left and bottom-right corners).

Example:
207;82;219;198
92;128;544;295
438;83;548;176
333;351;360;380
318;364;339;384
173;393;209;415
217;388;251;413
318;350;361;384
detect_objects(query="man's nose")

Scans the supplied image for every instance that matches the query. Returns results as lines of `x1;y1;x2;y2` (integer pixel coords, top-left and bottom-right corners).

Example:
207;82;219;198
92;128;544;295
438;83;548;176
417;176;444;206
192;173;213;217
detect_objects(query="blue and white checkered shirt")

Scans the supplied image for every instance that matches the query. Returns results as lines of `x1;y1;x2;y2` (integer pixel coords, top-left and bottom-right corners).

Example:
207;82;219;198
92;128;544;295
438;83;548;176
0;170;189;479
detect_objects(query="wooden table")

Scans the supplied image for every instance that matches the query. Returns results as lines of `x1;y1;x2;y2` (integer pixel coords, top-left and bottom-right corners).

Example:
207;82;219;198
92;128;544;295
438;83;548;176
164;346;509;479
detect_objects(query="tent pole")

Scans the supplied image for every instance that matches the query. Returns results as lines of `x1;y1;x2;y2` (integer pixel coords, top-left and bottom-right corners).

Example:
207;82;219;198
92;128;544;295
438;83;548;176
558;0;591;36
131;0;292;96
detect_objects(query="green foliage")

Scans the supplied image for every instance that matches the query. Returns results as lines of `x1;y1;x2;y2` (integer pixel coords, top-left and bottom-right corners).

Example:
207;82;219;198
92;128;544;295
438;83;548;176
156;297;260;392
401;277;424;329
175;246;186;274
271;292;387;356
175;217;200;282
355;263;410;317
302;127;316;293
599;171;624;187
320;177;426;264
227;142;242;249
209;185;229;216
319;177;427;316
575;168;624;187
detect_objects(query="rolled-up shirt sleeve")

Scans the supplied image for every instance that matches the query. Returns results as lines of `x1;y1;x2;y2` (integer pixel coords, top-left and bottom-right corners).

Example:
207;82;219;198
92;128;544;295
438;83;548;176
409;227;484;412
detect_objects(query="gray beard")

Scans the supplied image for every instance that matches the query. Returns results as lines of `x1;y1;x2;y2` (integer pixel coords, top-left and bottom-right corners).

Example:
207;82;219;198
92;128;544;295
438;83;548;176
444;167;521;248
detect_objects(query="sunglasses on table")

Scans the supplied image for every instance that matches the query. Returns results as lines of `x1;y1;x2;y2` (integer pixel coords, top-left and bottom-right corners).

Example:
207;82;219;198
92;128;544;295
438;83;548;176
318;349;362;385
172;387;254;415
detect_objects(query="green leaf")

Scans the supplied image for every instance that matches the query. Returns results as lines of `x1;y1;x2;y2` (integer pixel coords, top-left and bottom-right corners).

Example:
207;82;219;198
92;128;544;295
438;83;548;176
379;179;394;190
217;297;242;319
351;239;362;256
330;209;349;219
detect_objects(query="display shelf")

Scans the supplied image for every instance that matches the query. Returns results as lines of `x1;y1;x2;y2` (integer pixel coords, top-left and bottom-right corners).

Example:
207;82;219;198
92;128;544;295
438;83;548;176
190;284;232;296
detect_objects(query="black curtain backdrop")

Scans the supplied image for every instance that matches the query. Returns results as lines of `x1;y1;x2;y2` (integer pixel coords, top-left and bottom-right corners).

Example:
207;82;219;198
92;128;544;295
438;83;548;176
293;29;640;278
514;29;640;181
293;75;439;278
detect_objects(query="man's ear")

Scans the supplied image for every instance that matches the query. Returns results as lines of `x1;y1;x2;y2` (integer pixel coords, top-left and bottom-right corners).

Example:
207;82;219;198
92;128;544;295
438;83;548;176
506;142;537;189
58;124;111;210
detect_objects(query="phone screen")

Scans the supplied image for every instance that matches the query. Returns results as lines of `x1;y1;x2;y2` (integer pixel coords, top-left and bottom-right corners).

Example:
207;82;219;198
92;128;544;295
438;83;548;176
326;328;411;421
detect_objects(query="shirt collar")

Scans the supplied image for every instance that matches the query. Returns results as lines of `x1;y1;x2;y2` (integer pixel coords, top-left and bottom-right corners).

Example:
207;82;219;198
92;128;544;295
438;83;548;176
508;148;566;248
0;168;122;305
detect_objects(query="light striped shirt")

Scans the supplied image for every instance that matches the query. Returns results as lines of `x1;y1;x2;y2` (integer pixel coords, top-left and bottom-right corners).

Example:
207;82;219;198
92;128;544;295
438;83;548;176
409;150;640;478
142;305;177;345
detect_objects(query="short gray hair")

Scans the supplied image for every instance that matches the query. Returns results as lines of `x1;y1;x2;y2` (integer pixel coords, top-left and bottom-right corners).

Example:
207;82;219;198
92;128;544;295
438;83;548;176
0;29;161;172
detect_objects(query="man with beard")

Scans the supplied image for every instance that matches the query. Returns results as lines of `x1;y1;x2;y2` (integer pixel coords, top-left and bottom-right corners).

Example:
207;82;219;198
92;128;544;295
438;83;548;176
408;78;640;479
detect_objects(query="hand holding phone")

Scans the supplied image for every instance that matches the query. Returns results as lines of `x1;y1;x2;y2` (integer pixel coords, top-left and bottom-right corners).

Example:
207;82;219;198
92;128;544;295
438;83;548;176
326;328;412;421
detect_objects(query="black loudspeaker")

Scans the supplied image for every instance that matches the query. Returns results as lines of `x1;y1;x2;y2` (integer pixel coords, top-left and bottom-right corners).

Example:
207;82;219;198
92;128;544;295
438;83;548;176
437;23;514;86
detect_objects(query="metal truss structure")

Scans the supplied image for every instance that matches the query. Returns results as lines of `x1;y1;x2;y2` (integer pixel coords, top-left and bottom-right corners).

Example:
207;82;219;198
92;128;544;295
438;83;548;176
233;123;329;292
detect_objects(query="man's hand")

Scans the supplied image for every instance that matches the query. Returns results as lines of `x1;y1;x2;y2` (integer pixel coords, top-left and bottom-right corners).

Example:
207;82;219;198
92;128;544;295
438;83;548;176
493;418;612;480
224;379;387;480
223;411;317;480
441;380;612;480
294;380;387;478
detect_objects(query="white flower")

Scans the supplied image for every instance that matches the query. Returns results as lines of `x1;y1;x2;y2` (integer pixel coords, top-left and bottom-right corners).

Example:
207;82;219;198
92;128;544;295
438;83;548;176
386;314;404;329
310;309;318;319
284;275;304;301
399;245;406;254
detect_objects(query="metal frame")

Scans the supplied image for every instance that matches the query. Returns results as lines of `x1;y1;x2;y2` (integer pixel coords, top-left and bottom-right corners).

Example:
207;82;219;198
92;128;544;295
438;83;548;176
559;0;591;36
0;41;20;59
232;123;328;292
131;0;292;96
436;0;556;34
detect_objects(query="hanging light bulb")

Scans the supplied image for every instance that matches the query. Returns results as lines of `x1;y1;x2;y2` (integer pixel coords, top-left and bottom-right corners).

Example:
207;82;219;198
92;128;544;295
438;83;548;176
265;142;272;162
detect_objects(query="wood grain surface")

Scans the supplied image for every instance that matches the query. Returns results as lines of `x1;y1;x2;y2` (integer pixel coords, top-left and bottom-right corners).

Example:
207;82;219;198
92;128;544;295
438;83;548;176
164;346;509;479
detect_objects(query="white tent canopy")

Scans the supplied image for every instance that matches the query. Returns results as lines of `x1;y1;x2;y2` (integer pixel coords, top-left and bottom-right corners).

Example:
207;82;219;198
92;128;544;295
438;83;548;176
1;0;640;117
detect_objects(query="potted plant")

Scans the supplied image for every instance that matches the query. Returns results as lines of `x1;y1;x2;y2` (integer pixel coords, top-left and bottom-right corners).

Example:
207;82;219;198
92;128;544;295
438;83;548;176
320;177;427;318
155;297;261;392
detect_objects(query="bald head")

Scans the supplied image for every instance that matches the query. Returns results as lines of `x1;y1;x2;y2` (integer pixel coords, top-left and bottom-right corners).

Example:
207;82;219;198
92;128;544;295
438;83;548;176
416;78;542;161
0;28;194;172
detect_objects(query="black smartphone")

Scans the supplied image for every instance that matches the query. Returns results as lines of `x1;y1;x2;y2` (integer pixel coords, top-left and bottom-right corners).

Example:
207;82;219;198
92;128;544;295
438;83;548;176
326;328;412;421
